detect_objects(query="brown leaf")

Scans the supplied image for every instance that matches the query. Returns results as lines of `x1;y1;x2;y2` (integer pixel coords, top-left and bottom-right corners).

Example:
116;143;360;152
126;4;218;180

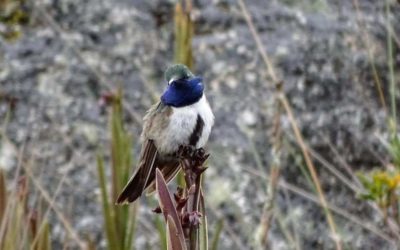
156;169;187;249
166;215;186;250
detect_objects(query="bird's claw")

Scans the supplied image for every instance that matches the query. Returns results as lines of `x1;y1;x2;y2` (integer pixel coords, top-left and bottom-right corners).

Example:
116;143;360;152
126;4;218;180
178;145;208;163
178;145;195;158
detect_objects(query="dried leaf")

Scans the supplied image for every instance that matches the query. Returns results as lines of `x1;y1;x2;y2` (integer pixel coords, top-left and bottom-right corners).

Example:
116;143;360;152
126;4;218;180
156;169;186;249
166;215;185;250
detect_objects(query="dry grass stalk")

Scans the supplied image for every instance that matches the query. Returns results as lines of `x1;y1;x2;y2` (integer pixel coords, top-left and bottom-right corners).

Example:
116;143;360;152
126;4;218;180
257;82;283;248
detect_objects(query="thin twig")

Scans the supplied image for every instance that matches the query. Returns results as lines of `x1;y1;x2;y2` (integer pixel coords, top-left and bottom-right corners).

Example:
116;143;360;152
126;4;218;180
206;203;247;250
274;205;299;249
29;167;69;249
281;184;302;250
352;0;387;113
319;134;363;187
257;82;283;247
285;133;360;193
385;0;397;128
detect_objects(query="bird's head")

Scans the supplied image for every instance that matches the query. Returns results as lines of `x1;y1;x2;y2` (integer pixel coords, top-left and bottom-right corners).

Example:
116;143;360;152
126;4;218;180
164;64;194;84
161;64;204;107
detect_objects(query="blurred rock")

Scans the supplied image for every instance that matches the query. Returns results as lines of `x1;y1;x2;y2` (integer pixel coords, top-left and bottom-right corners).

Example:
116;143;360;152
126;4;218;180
0;139;16;171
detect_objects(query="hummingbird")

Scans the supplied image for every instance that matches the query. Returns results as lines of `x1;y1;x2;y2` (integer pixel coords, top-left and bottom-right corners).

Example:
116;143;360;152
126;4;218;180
116;64;214;204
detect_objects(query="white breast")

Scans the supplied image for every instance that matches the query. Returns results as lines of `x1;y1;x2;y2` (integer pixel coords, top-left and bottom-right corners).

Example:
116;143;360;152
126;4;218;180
194;95;214;148
157;95;214;154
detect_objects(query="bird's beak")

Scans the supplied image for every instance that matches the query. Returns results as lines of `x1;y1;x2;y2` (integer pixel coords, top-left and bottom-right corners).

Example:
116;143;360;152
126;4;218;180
168;77;176;85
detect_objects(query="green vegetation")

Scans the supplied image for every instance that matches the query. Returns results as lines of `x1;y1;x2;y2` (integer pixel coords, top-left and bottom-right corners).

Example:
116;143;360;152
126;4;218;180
0;0;29;41
97;89;137;250
174;1;194;69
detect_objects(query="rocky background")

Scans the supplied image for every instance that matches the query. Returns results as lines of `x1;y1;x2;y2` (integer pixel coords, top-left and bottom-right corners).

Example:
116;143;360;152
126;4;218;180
1;0;400;249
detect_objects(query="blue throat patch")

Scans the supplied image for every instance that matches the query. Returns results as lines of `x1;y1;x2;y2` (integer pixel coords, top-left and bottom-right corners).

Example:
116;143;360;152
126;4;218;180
161;77;204;107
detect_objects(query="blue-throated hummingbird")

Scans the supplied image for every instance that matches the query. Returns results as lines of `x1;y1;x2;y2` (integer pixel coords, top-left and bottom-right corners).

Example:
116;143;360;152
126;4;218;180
116;64;214;204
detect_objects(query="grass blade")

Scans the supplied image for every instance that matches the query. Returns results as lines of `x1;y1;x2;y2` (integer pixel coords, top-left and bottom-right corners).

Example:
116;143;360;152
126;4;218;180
97;154;118;250
199;192;209;250
210;219;223;250
155;215;168;250
0;170;6;228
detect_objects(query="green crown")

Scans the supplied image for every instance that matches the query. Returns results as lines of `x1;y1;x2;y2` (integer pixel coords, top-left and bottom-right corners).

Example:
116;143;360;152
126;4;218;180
164;64;194;82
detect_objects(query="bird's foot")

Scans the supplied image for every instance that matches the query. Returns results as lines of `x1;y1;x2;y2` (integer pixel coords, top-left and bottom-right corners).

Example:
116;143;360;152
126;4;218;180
177;144;196;159
178;145;208;162
177;145;210;171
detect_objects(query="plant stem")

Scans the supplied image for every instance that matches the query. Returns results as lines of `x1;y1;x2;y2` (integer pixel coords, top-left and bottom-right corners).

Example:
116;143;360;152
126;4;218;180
386;0;396;128
179;149;208;250
258;81;283;248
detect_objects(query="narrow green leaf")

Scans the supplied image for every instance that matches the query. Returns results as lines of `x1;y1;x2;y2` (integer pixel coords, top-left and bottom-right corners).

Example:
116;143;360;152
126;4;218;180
125;204;138;250
155;216;167;250
0;170;6;227
97;154;118;250
199;192;208;250
36;221;51;250
210;219;223;250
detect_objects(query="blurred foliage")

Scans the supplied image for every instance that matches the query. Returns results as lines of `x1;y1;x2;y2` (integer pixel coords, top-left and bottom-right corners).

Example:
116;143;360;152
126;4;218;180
388;118;400;168
155;215;168;250
0;171;51;250
97;89;137;250
358;170;400;208
388;135;400;169
199;194;209;250
358;132;400;223
0;0;29;41
280;0;328;12
210;219;223;250
174;0;193;69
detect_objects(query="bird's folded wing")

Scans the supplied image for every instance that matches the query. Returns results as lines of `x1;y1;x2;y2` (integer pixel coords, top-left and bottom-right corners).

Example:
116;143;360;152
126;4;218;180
116;139;158;204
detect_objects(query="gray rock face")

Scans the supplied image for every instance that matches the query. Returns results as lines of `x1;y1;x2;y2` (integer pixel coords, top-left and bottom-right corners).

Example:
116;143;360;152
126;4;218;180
1;0;399;249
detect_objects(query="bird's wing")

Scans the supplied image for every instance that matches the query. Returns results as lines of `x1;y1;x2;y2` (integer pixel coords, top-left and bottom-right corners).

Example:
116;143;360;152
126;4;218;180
116;139;158;204
116;101;174;204
145;161;181;195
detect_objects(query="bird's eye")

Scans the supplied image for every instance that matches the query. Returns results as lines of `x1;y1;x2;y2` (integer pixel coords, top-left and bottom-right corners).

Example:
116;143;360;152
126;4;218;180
168;78;175;85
